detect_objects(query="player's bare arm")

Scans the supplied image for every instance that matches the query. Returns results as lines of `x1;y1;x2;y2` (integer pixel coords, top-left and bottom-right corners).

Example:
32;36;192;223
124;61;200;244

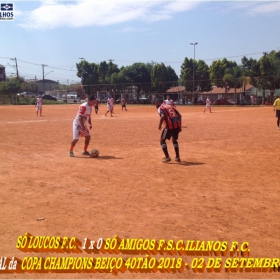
158;115;165;130
88;117;92;129
79;115;86;130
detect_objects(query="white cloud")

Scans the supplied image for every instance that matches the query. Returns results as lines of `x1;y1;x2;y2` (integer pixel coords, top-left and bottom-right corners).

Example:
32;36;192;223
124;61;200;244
119;27;148;33
228;1;280;16
17;0;201;30
248;2;280;15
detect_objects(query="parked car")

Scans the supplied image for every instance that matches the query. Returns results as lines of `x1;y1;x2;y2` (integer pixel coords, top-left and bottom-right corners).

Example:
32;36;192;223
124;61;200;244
239;100;252;105
197;100;205;105
127;99;139;104
17;92;36;98
174;99;183;105
213;99;234;105
42;94;57;101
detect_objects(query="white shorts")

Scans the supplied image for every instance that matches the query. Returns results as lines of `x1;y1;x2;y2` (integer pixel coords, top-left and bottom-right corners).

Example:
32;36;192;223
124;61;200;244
206;104;211;108
107;105;113;111
73;124;90;140
36;105;42;110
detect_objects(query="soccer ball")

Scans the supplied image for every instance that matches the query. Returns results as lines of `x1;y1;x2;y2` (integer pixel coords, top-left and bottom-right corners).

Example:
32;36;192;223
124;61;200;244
90;149;99;158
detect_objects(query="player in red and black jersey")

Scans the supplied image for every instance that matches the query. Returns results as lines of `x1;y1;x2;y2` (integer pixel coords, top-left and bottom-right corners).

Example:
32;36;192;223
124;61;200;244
156;100;182;163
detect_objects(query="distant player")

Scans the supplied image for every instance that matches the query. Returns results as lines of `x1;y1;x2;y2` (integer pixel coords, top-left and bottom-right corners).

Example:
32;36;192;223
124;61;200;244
69;95;96;157
273;94;280;130
204;96;212;113
94;99;99;114
156;100;182;163
164;95;175;107
35;95;43;116
121;98;127;111
105;95;114;117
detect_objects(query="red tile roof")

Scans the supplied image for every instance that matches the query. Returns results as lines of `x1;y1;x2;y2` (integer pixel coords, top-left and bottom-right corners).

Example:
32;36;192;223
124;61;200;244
166;86;185;93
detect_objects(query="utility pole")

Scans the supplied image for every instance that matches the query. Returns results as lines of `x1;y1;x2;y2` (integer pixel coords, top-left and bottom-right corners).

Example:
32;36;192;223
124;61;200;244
190;42;198;104
262;52;268;105
42;64;47;95
10;57;19;80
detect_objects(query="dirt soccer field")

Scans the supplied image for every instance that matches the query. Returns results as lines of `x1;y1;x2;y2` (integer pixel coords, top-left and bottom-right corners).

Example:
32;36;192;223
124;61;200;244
0;104;279;279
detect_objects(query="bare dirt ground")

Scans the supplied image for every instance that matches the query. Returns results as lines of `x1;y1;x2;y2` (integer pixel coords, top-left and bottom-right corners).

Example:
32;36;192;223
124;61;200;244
0;104;279;279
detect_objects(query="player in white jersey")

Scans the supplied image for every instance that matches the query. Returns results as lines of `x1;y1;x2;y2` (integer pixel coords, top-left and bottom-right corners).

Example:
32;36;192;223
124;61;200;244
204;96;212;113
164;95;175;107
69;95;96;157
105;95;114;117
35;95;43;116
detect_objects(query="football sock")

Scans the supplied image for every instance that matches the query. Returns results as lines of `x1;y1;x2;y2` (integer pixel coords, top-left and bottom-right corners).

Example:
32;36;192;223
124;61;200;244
84;144;88;151
161;140;169;158
173;141;180;158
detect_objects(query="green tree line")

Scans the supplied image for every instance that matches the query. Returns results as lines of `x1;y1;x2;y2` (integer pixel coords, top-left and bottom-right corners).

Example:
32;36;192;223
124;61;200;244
77;50;280;97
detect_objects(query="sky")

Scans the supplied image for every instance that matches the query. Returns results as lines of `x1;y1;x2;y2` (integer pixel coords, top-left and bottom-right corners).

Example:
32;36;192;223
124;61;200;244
1;0;280;85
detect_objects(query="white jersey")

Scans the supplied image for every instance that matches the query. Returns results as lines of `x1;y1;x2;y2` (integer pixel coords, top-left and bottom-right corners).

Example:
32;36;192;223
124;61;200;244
107;97;114;106
107;97;114;110
36;98;42;107
164;99;174;106
73;102;92;127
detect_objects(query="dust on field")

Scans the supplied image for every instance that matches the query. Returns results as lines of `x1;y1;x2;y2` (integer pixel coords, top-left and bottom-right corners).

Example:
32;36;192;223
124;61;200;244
0;104;279;279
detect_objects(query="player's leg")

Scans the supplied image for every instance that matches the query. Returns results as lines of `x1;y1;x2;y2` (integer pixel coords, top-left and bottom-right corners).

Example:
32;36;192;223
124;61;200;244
82;135;91;155
160;129;171;162
172;131;180;162
40;106;42;116
276;111;280;128
69;125;80;157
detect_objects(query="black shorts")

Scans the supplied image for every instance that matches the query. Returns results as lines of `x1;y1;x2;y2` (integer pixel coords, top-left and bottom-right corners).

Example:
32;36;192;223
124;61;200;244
161;128;181;141
122;104;126;107
276;110;280;118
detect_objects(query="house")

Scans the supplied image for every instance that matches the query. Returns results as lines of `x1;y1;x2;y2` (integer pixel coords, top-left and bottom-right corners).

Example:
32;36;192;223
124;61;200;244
166;86;193;102
0;64;6;82
200;81;277;104
36;79;59;94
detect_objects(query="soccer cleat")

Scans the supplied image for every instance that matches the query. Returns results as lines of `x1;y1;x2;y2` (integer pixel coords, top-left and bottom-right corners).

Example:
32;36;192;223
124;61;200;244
82;151;90;156
175;157;181;162
162;157;171;163
69;151;74;157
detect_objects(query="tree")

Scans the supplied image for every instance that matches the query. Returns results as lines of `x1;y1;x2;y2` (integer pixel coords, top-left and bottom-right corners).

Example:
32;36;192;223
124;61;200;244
195;60;211;92
106;61;119;80
166;66;178;89
0;77;21;104
76;60;99;95
209;58;237;89
120;63;151;95
98;61;108;84
151;63;168;92
180;57;193;91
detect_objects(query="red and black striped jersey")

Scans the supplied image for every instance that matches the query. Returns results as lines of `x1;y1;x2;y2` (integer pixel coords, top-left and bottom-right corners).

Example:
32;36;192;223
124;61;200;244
159;103;181;129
